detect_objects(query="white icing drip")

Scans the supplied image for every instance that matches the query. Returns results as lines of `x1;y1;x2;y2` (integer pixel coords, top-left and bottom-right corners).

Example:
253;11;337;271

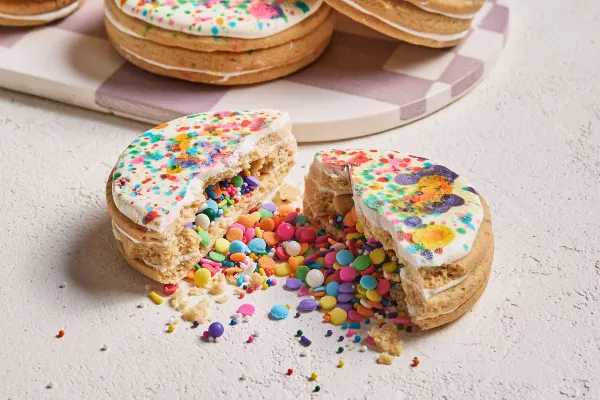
0;1;80;21
411;3;477;19
104;4;143;39
111;220;169;247
337;0;469;41
119;46;275;83
400;267;469;300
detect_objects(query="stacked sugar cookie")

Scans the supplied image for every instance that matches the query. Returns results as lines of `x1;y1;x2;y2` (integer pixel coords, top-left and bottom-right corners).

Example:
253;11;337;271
326;0;485;47
105;0;334;85
106;110;297;283
0;0;83;26
303;149;493;328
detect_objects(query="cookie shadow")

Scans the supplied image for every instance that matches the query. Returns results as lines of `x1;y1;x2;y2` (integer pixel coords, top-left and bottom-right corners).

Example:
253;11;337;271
66;213;151;295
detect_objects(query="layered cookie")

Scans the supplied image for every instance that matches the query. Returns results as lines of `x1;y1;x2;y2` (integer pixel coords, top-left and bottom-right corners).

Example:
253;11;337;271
105;0;334;85
106;110;297;283
304;150;493;329
323;0;484;47
0;0;83;26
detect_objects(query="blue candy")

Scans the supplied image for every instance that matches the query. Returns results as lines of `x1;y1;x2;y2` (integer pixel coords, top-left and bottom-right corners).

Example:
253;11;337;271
295;215;308;226
205;199;218;212
336;250;354;266
360;275;378;290
248;238;267;254
326;282;340;297
349;322;361;329
308;263;324;270
229;240;249;254
270;305;289;320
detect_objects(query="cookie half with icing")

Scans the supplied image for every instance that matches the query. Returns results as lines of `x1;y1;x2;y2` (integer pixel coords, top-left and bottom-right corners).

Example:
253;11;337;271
303;150;493;329
106;110;297;283
104;0;334;85
0;0;84;26
323;0;484;47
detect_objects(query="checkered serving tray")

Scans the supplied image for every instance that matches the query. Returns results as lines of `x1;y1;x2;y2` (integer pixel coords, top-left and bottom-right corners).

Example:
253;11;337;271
0;0;509;142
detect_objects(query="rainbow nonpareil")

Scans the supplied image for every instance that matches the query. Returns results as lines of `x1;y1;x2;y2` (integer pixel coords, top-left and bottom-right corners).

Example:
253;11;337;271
111;110;289;233
313;150;483;267
114;0;323;39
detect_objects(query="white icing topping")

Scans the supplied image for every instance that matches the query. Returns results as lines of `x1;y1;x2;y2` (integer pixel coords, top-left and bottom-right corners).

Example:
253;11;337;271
410;3;477;19
0;1;80;21
337;0;469;41
115;0;324;40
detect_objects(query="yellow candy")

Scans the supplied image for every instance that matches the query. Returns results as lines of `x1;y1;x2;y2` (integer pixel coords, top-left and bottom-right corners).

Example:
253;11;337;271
261;283;268;290
274;263;291;277
346;233;361;240
285;304;291;309
255;227;263;238
149;291;163;305
223;208;229;215
217;200;227;208
356;222;364;233
259;267;266;276
333;262;343;271
369;248;386;264
316;257;326;265
356;284;366;294
382;262;397;273
194;268;211;287
330;307;348;326
293;256;305;265
250;212;261;223
310;372;318;381
354;293;366;300
338;360;345;368
214;238;230;254
320;296;337;311
167;324;175;333
366;289;382;302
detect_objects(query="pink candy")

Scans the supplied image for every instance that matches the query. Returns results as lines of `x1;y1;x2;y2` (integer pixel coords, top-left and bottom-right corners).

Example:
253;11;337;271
244;227;255;241
376;279;391;295
230;223;246;232
284;212;297;224
348;310;364;322
202;263;219;276
298;286;310;296
275;247;290;261
393;318;411;325
276;223;295;241
238;303;256;317
295;227;316;243
339;266;357;282
324;252;337;267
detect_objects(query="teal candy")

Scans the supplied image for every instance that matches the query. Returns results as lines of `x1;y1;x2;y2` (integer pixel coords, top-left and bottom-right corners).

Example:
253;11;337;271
326;282;340;297
229;240;248;254
205;199;218;212
248;238;267;254
336;250;354;266
270;305;289;320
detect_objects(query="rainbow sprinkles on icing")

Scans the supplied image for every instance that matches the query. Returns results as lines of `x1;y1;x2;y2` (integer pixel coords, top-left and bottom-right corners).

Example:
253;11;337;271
116;0;324;39
315;150;483;267
112;110;289;233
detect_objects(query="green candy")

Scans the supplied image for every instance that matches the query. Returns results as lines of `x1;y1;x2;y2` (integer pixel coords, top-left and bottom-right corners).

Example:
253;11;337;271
258;208;273;220
353;255;371;271
198;230;211;247
231;175;244;188
202;208;216;221
295;266;310;282
209;251;225;263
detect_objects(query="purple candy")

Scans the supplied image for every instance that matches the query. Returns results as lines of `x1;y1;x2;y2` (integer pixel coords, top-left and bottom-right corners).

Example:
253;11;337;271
245;176;260;187
339;283;356;293
208;322;224;338
261;203;277;212
184;222;194;229
285;278;303;290
298;299;317;312
336;303;354;312
337;293;354;303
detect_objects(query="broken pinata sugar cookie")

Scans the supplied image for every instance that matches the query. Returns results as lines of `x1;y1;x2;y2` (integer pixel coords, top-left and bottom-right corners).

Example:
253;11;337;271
106;110;297;284
303;149;494;329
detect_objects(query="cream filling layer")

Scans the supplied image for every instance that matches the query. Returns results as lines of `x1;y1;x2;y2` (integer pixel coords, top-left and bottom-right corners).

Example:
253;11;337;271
0;1;80;21
112;220;170;247
410;2;477;19
337;0;469;41
105;6;276;82
400;267;469;300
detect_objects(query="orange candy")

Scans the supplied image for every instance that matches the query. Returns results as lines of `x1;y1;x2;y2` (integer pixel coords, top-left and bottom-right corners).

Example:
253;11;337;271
270;216;282;229
186;268;195;281
287;256;298;272
226;227;243;242
259;218;275;232
367;301;384;309
237;214;255;229
357;305;375;318
299;242;309;254
263;231;279;247
224;267;242;275
278;204;294;215
258;256;275;270
343;208;358;227
313;291;326;298
230;253;246;263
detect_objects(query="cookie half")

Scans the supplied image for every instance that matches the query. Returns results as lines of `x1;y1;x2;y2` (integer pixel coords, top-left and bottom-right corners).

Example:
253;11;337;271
323;0;484;47
0;0;83;27
106;110;297;283
105;0;334;85
303;150;494;329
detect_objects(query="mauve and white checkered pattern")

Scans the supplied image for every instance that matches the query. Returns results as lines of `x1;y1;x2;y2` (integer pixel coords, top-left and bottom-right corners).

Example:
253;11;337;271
0;0;509;142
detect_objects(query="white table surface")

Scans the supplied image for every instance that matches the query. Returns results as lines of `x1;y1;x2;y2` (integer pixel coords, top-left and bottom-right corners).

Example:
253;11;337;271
1;0;599;399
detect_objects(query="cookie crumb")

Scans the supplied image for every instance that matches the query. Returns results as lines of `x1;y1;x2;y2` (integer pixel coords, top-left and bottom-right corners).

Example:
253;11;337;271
377;352;394;365
215;295;229;304
46;382;54;389
182;300;209;323
277;184;301;202
169;288;189;311
209;274;226;295
59;282;66;289
368;322;403;356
